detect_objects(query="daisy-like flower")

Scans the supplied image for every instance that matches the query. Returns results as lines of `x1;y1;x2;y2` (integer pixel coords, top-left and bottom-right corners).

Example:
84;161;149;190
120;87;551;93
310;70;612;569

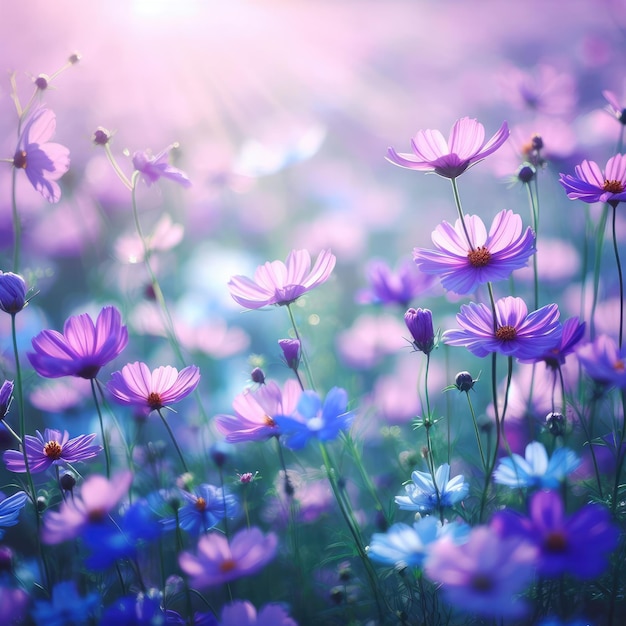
217;601;297;626
395;463;469;512
3;428;101;473
559;154;626;208
524;316;585;369
227;248;336;309
132;144;191;188
214;379;301;443
603;90;626;125
493;441;580;490
386;117;509;179
443;296;562;360
178;527;277;589
0;491;28;539
107;361;200;412
576;334;626;388
413;210;535;295
11;106;70;203
27;306;128;379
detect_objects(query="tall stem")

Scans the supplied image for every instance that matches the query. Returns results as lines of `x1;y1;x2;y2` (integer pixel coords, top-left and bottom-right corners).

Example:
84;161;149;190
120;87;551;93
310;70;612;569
11;168;21;272
610;203;624;348
91;379;111;478
450;177;474;250
156;409;189;474
286;303;315;390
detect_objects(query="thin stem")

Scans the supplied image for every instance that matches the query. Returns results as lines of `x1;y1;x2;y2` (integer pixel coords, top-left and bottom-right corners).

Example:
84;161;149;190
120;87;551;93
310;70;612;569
590;205;609;341
524;180;540;311
286;304;315;390
156;409;189;474
90;379;111;478
11;167;21;272
610;203;624;348
104;144;133;190
465;391;487;472
450;177;474;250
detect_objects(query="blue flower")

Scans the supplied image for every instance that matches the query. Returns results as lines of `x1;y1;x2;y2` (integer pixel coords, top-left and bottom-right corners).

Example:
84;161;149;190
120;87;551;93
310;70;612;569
493;441;580;490
0;491;27;539
274;387;354;450
101;590;165;625
395;463;469;512
32;581;100;626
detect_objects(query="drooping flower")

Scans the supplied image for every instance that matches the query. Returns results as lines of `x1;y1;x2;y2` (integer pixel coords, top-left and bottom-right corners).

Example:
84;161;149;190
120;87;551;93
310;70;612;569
404;307;435;354
603;90;626;125
443;296;562;360
395;463;469;512
278;338;301;371
523;316;585;369
28;306;128;379
214;379;301;443
493;441;580;490
273;387;354;450
386;117;509;179
576;334;626;388
492;490;619;579
228;249;335;309
413;210;535;294
32;581;100;626
0;380;14;419
424;525;537;618
12;106;70;203
559;154;626;207
107;361;201;413
217;601;297;626
0;272;27;314
3;428;101;473
0;491;28;539
132;145;191;188
178;527;277;588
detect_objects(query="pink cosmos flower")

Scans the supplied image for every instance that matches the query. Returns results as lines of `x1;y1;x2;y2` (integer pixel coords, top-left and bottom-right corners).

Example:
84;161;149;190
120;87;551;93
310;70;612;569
42;471;133;544
386;117;509;179
414;210;535;294
228;249;336;309
132;145;191;188
4;428;101;473
107;361;201;412
28;306;128;379
178;527;277;588
12;107;70;203
559;154;626;207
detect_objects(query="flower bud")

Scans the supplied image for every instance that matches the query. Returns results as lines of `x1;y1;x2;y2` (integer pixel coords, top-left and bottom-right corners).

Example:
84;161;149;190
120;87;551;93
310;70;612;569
546;411;566;437
209;443;229;468
531;134;544;151
517;164;536;184
60;472;76;491
93;127;111;146
34;74;49;91
404;308;435;354
0;381;14;419
68;52;81;65
454;371;475;393
0;272;27;314
278;338;301;370
250;367;265;384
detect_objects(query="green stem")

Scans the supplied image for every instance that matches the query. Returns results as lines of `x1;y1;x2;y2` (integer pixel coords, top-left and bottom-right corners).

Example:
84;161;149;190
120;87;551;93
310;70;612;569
90;379;111;478
11;167;21;272
465;391;487;472
610;203;624;348
450;177;474;250
524;180;540;311
286;303;315;390
156;409;188;474
590;205;609;341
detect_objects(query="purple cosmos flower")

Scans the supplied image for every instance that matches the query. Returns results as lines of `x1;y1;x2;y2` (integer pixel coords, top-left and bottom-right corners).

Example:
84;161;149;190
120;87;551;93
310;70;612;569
0;491;28;538
3;428;101;473
424;525;537;618
576;334;626;388
357;258;435;307
413;210;535;294
404;307;435;354
214;379;301;443
28;306;128;379
443;296;562;360
395;463;469;512
0;380;13;419
42;471;132;544
522;316;585;369
278;338;301;370
386;117;509;179
559;154;626;207
107;361;200;412
493;441;580;490
492;490;619;579
132;145;191;188
178;527;277;588
603;90;626;125
273;387;354;450
217;601;297;626
0;272;27;314
12;107;70;203
227;248;336;309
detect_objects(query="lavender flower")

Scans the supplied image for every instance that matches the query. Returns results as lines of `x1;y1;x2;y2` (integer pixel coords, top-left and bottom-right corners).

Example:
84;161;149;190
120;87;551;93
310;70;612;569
524;316;585;369
0;272;27;314
576;334;626;388
132;145;191;187
404;307;435;354
0;491;28;538
386;117;509;179
603;90;626;125
28;306;128;379
107;361;200;412
228;249;336;309
3;428;101;473
217;601;297;626
413;210;535;294
278;338;301;370
178;527;277;588
12;107;70;203
0;380;13;419
443;296;562;360
559;154;626;207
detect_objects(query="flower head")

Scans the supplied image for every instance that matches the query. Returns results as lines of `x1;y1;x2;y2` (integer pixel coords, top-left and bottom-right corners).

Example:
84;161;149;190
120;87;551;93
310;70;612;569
178;527;277;588
28;306;128;379
404;307;435;354
603;90;626;125
576;334;626;388
32;581;100;626
525;316;585;369
0;272;27;314
132;145;191;188
0;491;28;539
278;338;301;370
228;249;335;309
12;107;70;203
559;154;626;207
107;362;200;412
217;601;297;626
413;210;535;294
386;117;509;179
0;380;14;419
443;296;562;360
4;428;101;473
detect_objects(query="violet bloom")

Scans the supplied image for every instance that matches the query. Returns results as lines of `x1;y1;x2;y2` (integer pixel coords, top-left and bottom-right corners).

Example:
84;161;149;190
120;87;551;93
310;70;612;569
492;490;619;579
178;527;277;588
0;272;27;314
228;249;336;309
28;306;128;379
0;587;28;624
0;491;28;538
603;90;626;125
386;117;509;179
523;316;585;369
559;154;626;207
4;428;101;473
278;338;301;370
443;296;562;360
132;145;191;188
404;307;435;354
12;107;70;203
217;601;297;626
424;525;537;618
107;361;200;412
214;379;301;443
42;471;132;544
576;334;626;388
413;210;535;295
0;380;13;419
